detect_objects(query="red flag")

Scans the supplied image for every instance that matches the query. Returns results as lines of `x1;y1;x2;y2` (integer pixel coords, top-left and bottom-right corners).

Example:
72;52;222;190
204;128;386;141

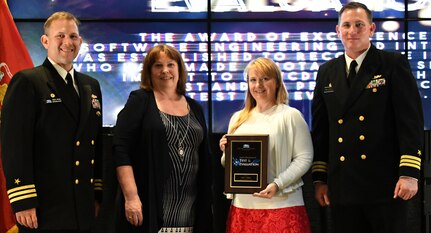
0;1;34;233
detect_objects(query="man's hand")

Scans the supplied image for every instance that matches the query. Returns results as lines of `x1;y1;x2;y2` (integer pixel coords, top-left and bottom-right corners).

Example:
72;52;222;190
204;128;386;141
314;182;330;207
95;201;101;217
16;208;38;229
394;177;418;200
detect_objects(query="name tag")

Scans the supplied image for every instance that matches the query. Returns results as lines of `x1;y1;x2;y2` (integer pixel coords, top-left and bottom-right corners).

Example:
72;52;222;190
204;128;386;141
324;83;334;93
46;98;62;104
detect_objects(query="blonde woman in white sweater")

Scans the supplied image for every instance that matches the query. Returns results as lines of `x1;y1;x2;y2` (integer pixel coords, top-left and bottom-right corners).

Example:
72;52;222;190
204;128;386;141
219;57;313;233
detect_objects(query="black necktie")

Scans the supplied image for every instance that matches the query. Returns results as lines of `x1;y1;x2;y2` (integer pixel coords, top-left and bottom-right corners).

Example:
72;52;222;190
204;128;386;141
66;73;75;91
65;73;78;98
348;60;357;87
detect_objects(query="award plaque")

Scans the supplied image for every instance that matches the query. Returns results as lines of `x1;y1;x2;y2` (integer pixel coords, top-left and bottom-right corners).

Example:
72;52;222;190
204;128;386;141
224;134;269;194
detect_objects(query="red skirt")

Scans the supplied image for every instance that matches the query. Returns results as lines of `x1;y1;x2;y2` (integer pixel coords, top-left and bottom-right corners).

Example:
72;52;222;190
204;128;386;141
226;205;311;233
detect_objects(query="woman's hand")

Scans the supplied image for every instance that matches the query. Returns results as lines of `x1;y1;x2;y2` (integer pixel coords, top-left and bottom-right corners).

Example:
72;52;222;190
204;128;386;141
219;134;227;152
125;196;143;226
253;182;279;199
117;166;143;226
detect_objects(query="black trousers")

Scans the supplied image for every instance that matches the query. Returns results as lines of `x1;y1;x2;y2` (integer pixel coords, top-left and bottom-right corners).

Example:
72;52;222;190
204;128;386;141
331;199;407;233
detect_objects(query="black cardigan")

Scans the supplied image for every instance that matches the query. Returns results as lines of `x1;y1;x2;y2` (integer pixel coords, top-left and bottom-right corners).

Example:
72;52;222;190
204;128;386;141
113;89;213;233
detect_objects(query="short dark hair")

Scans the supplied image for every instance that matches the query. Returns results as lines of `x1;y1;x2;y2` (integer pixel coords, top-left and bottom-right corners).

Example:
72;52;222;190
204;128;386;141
339;2;373;24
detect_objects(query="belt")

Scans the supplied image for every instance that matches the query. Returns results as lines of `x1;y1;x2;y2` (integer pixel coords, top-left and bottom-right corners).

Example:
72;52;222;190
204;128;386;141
158;227;193;233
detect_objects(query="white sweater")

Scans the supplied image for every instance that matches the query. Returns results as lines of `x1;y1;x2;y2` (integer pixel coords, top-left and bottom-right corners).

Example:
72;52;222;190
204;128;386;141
221;104;313;209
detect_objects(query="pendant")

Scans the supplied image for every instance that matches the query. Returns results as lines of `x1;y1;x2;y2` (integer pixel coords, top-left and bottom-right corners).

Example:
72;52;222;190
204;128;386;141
178;147;184;157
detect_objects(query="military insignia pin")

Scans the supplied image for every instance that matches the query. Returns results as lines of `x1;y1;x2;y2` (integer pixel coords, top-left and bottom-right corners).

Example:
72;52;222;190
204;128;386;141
92;98;101;110
91;94;101;110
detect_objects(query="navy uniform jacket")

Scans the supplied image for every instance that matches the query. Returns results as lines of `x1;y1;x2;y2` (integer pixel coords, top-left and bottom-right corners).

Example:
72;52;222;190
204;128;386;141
311;45;424;205
1;58;103;230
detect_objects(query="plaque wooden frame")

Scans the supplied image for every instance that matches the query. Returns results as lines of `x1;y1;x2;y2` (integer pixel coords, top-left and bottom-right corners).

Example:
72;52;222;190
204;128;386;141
224;134;269;194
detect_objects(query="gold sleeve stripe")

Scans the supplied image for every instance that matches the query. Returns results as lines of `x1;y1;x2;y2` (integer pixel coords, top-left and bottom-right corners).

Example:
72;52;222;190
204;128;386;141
313;161;327;166
312;164;327;169
8;189;36;199
400;159;421;166
10;193;37;204
312;168;327;172
94;187;103;191
94;179;103;182
94;183;103;187
7;184;36;195
399;162;421;170
312;168;327;173
400;155;421;162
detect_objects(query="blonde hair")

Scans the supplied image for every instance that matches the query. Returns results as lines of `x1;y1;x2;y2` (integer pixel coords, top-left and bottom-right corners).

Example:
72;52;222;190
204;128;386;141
140;44;187;95
44;11;80;35
228;57;288;133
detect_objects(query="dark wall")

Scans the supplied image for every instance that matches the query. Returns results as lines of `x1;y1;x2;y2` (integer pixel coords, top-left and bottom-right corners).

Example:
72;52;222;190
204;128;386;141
95;129;430;233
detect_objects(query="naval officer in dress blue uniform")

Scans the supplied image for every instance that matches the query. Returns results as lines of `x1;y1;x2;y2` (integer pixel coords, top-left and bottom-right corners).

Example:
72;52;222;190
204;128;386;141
1;11;103;233
311;2;423;233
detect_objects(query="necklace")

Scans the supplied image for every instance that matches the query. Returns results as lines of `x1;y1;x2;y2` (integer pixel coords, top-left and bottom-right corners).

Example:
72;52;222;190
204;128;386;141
160;104;190;158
